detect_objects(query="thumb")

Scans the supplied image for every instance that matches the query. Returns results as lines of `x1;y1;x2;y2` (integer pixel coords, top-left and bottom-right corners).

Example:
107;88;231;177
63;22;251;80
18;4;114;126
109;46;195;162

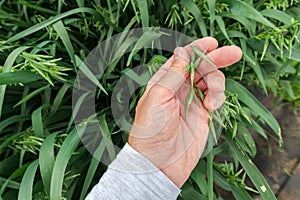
156;47;189;93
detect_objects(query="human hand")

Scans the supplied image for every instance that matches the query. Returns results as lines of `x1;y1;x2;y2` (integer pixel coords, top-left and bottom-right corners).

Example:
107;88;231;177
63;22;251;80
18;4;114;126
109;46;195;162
128;37;242;188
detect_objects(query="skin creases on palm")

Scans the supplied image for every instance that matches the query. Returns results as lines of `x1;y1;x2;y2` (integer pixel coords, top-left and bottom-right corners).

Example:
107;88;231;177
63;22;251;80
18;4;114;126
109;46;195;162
129;79;210;169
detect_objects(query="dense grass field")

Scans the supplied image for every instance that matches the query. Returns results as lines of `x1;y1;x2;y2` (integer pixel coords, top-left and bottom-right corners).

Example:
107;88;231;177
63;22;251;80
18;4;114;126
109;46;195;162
0;0;300;199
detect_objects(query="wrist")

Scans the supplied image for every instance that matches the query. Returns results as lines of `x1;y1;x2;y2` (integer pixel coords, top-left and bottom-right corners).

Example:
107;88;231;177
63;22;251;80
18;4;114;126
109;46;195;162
128;138;186;188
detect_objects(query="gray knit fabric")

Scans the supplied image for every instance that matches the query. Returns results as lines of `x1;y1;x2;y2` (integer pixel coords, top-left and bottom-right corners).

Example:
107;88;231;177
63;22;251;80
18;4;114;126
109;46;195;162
85;143;181;200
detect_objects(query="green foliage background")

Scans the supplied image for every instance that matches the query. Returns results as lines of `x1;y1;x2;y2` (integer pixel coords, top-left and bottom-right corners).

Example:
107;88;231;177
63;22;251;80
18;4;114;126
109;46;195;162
0;0;300;199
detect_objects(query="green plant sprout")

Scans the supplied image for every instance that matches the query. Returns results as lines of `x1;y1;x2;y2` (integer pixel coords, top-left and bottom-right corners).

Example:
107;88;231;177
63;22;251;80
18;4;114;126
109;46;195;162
12;52;71;86
264;0;299;10
184;47;252;143
12;129;67;154
256;20;300;60
215;161;258;193
184;46;220;143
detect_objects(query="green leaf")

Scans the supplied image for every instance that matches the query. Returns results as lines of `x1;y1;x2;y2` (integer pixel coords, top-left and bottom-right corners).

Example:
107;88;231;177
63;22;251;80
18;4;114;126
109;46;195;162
207;152;214;200
103;36;139;80
99;114;116;161
0;133;23;152
240;39;267;94
126;29;162;66
39;132;59;197
0;46;31;119
219;0;278;29
224;134;277;200
32;105;49;138
220;13;255;36
247;38;300;62
0;71;42;85
18;160;39;200
207;0;216;35
231;186;253;200
0;115;30;133
260;9;293;25
191;46;214;66
216;30;248;41
190;168;207;196
0;177;20;190
50;126;86;200
67;92;90;132
181;183;208;200
122;68;147;86
75;55;108;95
50;84;70;115
136;0;149;27
196;86;204;101
226;79;283;147
14;85;50;107
5;8;102;44
52;20;76;66
238;124;256;157
185;88;194;118
20;1;57;14
245;116;268;139
282;80;295;99
215;16;234;44
232;120;238;139
0;162;31;196
180;0;207;37
79;140;106;200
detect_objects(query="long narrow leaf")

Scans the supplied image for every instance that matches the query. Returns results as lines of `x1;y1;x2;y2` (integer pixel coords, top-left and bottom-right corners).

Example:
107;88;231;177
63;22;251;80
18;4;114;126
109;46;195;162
79;140;106;200
50;84;70;115
0;177;20;190
39;132;59;196
53;20;76;66
18;160;39;200
226;79;283;147
5;8;102;44
0;71;42;85
14;85;50;107
75;55;108;95
247;38;300;62
99;114;115;161
219;0;278;29
0;115;30;133
136;0;149;27
50;126;85;200
224;134;276;200
32;105;49;138
260;9;293;25
126;29;162;66
0;46;30;119
180;0;207;37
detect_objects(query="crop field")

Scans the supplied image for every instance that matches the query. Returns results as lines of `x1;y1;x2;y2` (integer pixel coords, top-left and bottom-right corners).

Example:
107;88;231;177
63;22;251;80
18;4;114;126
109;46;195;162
0;0;300;199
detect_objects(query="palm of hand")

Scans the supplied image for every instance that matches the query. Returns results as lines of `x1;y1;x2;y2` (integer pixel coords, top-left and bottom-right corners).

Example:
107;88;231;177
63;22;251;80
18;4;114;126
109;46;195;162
129;71;210;188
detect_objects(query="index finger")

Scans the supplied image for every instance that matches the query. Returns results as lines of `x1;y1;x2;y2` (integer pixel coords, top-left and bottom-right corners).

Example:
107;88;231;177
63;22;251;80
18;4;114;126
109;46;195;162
147;37;219;88
195;45;243;80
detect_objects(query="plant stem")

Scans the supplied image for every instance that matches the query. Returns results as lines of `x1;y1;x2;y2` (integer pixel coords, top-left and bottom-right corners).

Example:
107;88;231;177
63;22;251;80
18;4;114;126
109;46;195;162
207;151;214;200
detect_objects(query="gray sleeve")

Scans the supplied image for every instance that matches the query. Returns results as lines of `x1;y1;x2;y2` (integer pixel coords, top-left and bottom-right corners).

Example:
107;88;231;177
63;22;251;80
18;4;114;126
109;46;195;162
85;143;181;200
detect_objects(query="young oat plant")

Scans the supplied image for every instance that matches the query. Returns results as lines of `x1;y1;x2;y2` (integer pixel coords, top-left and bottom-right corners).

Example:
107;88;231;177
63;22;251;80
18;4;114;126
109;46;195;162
13;52;71;86
184;47;251;143
184;47;225;143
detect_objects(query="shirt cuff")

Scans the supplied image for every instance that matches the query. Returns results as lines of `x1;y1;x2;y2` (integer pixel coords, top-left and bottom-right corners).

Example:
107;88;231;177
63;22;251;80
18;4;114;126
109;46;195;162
109;143;181;198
